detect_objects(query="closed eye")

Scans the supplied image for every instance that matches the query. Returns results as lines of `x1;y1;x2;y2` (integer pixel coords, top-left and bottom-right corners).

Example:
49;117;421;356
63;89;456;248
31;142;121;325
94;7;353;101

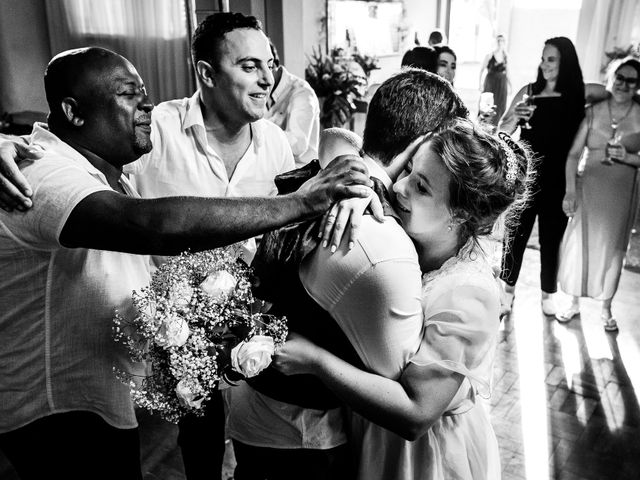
416;179;429;194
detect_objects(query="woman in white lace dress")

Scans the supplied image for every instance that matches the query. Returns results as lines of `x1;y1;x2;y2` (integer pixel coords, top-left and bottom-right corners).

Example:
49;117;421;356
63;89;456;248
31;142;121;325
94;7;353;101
273;119;534;480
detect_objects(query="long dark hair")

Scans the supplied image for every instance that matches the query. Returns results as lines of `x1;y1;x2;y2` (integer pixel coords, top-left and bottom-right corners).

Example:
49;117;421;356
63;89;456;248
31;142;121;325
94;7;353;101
531;37;585;116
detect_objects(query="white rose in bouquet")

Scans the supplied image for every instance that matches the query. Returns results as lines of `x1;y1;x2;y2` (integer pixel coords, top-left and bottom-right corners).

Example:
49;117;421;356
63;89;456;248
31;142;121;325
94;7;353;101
175;379;204;409
231;335;275;378
168;279;193;308
200;270;237;301
156;315;190;347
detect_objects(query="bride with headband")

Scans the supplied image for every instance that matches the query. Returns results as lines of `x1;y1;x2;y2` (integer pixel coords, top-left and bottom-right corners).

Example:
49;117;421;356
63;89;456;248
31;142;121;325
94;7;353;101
273;118;534;480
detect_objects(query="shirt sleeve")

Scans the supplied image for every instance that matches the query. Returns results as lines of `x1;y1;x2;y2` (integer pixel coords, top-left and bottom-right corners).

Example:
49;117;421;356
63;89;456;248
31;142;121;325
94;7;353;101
283;89;320;159
409;274;500;397
300;220;424;380
0;157;111;250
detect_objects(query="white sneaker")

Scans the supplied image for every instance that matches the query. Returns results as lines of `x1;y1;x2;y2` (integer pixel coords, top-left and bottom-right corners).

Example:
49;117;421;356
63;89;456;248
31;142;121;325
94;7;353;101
555;306;580;323
541;297;556;316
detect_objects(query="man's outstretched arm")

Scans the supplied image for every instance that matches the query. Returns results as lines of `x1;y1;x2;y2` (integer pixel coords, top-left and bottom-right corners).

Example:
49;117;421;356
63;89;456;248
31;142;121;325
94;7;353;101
60;158;372;255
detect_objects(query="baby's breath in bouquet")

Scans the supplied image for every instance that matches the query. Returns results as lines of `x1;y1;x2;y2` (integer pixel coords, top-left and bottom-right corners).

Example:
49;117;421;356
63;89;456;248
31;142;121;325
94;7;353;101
113;246;287;423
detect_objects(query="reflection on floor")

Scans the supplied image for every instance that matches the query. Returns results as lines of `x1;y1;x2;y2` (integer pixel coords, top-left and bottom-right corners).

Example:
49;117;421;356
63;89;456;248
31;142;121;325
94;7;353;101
1;243;639;480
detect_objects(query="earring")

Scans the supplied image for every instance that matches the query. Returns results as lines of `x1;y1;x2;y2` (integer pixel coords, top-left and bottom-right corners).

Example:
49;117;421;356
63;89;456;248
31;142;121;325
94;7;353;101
447;224;453;232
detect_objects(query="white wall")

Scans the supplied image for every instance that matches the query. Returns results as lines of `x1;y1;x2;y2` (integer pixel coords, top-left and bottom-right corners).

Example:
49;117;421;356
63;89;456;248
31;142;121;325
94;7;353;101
506;6;581;101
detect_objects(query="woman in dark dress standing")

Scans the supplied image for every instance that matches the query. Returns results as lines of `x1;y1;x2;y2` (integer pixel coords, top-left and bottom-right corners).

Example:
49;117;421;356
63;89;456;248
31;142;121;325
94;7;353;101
498;37;586;316
480;35;509;126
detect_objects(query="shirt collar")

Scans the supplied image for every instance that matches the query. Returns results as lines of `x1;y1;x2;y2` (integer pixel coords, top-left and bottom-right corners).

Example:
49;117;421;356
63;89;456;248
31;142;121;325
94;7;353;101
270;66;293;104
182;89;264;151
30;123;137;194
182;90;206;132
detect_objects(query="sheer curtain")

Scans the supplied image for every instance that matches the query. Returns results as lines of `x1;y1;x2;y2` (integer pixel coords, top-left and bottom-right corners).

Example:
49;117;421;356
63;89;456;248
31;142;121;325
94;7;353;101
44;0;194;103
576;0;640;83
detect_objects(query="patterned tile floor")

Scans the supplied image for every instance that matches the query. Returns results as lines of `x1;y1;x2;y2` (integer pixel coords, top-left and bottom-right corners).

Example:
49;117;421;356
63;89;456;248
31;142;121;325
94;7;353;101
1;242;639;480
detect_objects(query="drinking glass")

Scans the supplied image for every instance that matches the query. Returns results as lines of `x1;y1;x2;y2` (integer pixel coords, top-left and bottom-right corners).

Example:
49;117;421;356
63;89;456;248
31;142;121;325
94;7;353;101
518;94;535;130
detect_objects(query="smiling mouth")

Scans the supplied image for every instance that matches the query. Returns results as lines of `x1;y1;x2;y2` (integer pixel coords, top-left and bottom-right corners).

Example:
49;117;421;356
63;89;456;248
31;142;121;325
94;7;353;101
249;93;267;101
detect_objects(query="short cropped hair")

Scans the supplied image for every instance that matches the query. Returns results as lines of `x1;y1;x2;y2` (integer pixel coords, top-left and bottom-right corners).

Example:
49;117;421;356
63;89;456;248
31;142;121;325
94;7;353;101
44;47;116;126
362;68;468;166
191;12;262;68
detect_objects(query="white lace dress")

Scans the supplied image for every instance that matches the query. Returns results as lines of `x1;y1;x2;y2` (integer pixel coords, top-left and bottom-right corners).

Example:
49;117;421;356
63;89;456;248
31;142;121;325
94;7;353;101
351;247;502;480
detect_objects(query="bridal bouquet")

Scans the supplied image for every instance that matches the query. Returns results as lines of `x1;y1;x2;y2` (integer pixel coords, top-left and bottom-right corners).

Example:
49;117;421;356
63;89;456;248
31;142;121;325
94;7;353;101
113;246;288;423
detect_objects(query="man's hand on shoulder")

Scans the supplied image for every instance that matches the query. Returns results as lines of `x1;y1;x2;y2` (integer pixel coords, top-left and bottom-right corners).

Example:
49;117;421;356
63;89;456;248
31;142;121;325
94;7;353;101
0;137;43;211
296;155;372;215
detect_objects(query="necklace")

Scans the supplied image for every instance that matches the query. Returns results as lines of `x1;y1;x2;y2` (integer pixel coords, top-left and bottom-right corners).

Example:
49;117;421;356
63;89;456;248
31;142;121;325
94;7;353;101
608;98;634;132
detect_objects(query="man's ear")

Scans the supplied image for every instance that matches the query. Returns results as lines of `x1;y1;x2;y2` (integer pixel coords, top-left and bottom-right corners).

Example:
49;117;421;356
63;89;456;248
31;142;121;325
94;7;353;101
61;97;84;127
196;60;216;88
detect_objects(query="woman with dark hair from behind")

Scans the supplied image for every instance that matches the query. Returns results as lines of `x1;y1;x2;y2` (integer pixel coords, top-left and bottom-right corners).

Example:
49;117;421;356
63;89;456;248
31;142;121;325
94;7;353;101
556;57;640;332
498;36;586;317
401;46;438;73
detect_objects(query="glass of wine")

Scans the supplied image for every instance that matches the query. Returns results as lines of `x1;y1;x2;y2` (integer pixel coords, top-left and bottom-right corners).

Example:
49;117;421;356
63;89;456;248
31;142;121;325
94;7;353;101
518;94;535;130
603;123;622;165
479;92;495;115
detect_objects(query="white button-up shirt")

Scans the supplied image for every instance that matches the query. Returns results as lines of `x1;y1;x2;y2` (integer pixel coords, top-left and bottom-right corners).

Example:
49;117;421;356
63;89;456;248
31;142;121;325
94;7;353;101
264;66;320;168
0;124;150;433
126;91;295;199
124;91;295;265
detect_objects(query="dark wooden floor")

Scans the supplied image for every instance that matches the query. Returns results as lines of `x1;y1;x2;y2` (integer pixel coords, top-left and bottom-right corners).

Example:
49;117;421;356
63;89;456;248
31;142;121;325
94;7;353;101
2;240;639;479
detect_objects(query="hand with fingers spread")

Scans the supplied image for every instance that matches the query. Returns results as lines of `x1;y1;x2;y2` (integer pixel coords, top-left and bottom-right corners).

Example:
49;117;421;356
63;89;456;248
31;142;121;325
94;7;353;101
296;155;373;215
0;137;43;211
318;136;426;252
319;191;383;253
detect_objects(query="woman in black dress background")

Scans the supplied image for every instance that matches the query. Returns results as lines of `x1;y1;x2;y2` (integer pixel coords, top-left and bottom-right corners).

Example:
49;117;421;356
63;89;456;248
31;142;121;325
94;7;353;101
480;34;509;127
498;36;586;316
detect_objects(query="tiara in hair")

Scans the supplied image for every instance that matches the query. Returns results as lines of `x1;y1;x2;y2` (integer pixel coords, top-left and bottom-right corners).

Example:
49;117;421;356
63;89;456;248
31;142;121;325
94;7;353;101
497;132;519;189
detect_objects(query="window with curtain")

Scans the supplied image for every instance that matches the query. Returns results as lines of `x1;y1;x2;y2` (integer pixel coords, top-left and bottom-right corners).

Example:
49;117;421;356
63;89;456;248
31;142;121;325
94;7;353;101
44;0;194;103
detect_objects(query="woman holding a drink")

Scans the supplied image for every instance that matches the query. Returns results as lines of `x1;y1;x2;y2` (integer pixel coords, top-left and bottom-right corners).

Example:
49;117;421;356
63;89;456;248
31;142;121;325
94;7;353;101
497;37;586;316
556;58;640;331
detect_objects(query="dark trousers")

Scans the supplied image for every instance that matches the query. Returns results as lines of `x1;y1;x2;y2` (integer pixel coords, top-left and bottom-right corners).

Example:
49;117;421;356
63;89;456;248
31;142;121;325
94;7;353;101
232;440;354;480
178;389;226;480
501;187;568;293
0;411;142;480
